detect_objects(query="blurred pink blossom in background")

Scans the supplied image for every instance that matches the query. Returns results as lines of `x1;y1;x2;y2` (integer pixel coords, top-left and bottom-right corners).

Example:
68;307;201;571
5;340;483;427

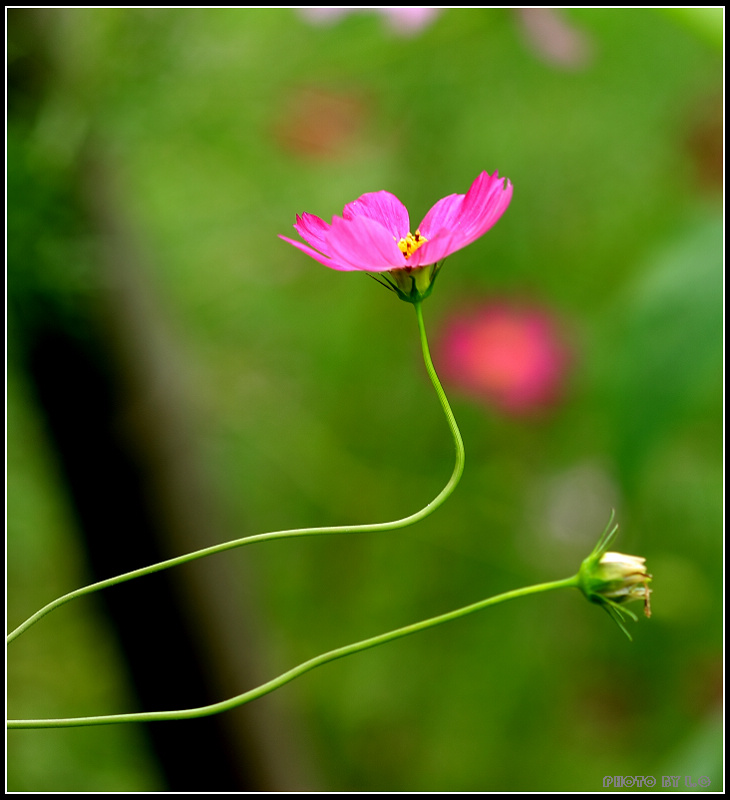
515;8;594;69
273;86;369;159
437;301;571;416
299;8;441;36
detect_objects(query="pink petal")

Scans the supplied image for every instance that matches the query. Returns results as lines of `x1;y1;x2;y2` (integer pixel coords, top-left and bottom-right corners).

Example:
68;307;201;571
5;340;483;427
326;215;407;272
342;190;410;239
457;171;513;243
418;194;466;239
293;213;332;254
278;235;360;271
415;171;513;261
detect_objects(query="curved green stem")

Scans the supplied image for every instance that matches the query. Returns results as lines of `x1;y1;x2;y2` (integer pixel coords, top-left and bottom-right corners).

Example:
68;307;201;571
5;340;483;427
7;302;464;645
8;575;579;729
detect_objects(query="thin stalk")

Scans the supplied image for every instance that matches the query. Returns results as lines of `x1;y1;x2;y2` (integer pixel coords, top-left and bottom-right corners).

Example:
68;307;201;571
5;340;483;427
8;576;579;728
7;301;464;644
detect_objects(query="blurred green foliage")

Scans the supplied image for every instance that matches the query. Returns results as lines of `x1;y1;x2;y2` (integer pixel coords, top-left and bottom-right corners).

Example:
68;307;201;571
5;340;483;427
7;8;722;791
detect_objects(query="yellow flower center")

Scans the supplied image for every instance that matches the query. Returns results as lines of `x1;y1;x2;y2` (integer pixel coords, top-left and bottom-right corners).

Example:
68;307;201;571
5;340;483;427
397;230;427;259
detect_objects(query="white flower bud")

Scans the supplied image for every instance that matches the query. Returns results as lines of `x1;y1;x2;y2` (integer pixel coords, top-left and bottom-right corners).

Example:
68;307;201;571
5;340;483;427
577;514;653;639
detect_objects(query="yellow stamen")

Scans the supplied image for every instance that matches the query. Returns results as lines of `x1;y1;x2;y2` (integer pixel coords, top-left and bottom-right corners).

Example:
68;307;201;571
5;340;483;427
397;229;428;259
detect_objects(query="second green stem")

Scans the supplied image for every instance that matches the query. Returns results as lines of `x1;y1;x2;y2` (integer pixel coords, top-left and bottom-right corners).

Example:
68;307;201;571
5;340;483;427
8;575;579;728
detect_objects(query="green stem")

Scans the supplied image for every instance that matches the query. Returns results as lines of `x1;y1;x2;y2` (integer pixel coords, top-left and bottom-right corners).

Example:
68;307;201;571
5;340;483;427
7;302;464;645
8;575;579;729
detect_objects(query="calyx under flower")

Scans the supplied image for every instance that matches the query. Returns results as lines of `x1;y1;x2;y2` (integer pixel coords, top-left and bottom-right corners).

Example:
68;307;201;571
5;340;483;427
371;261;443;304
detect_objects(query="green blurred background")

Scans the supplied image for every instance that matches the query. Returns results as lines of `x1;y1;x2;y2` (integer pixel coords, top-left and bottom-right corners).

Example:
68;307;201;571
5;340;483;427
7;8;722;792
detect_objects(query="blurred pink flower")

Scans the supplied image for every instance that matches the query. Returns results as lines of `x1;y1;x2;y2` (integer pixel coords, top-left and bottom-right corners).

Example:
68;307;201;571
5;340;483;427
273;86;369;159
378;7;441;35
515;9;594;69
438;302;570;415
299;8;441;36
280;171;512;302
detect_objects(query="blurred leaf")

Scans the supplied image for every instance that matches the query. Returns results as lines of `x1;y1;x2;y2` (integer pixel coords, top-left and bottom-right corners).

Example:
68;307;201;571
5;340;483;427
601;215;722;488
661;8;724;50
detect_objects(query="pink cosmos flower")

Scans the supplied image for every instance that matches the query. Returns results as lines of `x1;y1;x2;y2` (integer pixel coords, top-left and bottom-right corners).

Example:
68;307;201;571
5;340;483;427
437;301;570;415
279;170;513;302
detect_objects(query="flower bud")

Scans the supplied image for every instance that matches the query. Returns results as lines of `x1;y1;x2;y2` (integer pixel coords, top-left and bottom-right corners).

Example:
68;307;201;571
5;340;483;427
578;514;652;639
581;552;652;615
